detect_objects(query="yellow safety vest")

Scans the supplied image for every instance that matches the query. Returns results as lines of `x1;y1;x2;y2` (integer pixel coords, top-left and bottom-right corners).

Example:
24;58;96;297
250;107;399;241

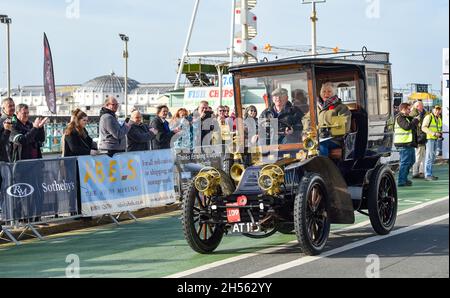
426;114;443;140
394;116;413;144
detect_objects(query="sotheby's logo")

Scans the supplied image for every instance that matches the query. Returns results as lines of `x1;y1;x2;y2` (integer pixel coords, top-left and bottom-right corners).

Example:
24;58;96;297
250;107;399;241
6;183;35;198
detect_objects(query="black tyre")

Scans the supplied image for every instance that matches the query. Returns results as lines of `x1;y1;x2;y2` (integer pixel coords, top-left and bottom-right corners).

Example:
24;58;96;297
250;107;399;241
294;173;331;256
367;165;397;235
182;186;224;253
242;227;277;239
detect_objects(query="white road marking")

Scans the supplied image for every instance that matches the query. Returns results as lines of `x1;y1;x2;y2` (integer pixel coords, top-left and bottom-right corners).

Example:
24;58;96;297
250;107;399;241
333;196;449;234
242;213;449;278
165;196;449;278
165;243;295;278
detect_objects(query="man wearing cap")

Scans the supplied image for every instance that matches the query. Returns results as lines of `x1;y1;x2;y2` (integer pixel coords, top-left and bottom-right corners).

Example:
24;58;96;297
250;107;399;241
410;100;427;179
260;87;304;145
421;105;443;181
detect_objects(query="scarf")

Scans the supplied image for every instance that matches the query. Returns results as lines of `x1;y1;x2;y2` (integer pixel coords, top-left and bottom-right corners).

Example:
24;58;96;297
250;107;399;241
319;95;341;111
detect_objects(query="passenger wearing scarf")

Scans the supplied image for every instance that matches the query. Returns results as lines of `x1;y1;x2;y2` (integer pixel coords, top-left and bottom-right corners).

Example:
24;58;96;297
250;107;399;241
317;82;352;157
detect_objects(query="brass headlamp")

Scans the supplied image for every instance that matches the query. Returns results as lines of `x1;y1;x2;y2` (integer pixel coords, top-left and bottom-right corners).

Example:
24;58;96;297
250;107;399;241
258;164;285;195
303;133;319;157
194;167;221;197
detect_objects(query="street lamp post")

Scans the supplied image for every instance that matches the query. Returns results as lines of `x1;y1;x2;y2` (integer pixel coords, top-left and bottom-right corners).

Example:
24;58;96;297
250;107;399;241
119;33;129;117
0;15;12;98
301;0;326;56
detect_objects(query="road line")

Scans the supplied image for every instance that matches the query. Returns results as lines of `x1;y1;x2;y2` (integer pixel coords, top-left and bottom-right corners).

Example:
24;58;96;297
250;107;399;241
165;243;295;278
332;196;449;234
165;196;449;278
242;213;449;278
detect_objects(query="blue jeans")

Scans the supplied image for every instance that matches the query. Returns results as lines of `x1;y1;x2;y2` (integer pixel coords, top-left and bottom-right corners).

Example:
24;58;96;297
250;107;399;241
425;139;438;177
319;139;340;157
398;147;415;185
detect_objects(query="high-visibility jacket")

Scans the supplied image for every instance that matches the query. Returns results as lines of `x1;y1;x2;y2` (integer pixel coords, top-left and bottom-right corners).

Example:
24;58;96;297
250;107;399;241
426;114;442;140
394;116;413;145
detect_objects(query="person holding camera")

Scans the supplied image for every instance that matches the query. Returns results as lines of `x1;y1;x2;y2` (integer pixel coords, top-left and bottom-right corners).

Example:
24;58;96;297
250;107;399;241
10;104;48;161
191;101;218;148
0;97;16;162
421;105;443;181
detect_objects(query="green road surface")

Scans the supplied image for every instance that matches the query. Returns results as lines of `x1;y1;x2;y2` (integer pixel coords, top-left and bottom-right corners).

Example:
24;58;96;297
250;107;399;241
0;165;448;278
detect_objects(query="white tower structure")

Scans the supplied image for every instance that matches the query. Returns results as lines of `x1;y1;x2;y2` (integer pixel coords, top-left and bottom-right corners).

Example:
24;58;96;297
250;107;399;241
174;0;259;90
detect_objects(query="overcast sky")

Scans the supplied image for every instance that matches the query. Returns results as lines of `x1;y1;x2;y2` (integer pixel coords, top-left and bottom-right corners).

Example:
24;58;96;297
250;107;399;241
0;0;448;91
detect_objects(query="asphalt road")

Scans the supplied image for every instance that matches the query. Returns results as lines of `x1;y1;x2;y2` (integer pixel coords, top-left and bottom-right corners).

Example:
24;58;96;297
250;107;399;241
172;199;448;278
0;165;448;278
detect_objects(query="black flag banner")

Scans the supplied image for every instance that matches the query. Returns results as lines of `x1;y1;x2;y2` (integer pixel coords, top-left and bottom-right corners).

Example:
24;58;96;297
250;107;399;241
43;33;56;114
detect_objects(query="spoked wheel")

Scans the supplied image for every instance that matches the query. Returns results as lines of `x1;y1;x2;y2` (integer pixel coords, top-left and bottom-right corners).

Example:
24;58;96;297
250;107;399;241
182;186;224;253
368;165;397;235
294;173;330;256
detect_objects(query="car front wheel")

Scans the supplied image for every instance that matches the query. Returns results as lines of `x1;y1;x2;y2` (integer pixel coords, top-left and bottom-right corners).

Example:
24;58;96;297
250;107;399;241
182;186;224;254
294;173;331;256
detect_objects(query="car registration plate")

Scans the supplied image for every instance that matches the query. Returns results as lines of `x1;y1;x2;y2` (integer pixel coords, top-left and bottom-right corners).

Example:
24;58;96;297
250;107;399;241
230;222;261;234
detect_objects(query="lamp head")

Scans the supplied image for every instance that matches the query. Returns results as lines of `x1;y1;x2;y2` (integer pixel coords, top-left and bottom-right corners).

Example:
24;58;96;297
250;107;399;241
119;34;129;41
0;15;11;24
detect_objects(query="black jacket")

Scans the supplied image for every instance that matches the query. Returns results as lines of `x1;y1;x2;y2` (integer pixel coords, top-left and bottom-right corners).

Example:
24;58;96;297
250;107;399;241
260;101;304;145
151;117;174;150
395;113;419;148
127;121;155;152
0;113;13;162
63;129;96;157
410;108;427;145
10;120;46;161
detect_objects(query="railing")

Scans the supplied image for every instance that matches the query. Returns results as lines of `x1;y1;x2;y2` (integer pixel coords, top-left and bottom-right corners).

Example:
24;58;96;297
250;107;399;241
42;123;99;153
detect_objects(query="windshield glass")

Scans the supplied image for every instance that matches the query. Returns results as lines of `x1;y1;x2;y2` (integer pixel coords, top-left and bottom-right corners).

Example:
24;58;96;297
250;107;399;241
239;71;310;148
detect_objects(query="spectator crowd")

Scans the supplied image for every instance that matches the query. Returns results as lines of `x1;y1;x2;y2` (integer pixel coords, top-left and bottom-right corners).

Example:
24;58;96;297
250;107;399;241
0;96;445;191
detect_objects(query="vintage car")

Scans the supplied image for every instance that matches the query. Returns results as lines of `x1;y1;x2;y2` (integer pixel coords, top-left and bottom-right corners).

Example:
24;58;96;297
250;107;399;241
181;49;398;255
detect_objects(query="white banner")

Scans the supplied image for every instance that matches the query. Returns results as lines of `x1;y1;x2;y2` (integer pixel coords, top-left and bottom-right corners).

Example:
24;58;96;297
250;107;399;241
78;150;176;216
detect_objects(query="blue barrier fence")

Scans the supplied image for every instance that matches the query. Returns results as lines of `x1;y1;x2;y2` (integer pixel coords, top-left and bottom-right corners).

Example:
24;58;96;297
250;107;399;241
0;150;176;222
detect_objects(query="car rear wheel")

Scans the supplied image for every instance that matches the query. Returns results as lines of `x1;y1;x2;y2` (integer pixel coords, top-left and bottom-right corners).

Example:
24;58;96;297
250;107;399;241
182;186;224;253
294;173;330;256
367;165;397;235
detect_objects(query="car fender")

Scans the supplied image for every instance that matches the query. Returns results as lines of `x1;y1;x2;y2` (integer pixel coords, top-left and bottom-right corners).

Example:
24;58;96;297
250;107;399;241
288;156;355;224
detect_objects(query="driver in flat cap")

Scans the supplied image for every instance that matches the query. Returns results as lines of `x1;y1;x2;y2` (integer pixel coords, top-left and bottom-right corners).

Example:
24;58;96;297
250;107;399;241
259;87;304;145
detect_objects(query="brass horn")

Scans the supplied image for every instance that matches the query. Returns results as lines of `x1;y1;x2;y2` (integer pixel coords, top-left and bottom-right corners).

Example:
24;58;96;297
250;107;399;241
230;163;245;183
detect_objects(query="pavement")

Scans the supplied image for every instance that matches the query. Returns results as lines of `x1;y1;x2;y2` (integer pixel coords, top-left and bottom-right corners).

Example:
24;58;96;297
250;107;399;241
0;165;448;278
